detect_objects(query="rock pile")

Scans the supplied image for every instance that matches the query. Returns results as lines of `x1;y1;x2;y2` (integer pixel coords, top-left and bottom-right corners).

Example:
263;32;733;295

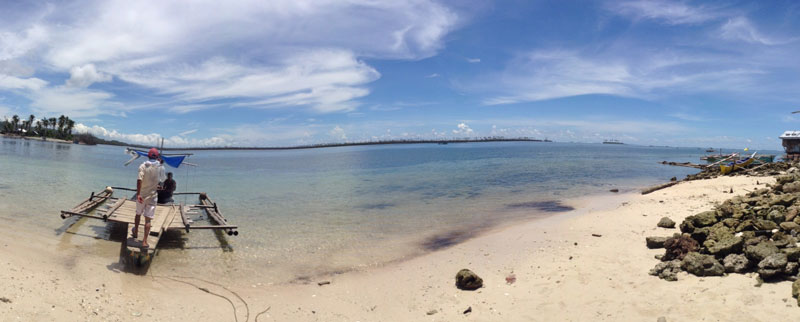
648;163;800;306
685;161;792;181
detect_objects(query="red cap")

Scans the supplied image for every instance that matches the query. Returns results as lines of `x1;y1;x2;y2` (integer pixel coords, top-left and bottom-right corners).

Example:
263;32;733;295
148;148;159;159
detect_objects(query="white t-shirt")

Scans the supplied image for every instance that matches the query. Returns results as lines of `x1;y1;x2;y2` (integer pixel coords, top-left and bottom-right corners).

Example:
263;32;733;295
138;159;165;204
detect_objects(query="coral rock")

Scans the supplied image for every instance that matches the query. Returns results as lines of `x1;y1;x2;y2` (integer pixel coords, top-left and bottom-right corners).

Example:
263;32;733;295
657;217;676;229
646;236;668;249
681;252;724;277
455;269;483;290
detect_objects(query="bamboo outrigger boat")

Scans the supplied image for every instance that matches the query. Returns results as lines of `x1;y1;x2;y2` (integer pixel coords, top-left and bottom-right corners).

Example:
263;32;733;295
720;152;757;175
58;148;238;266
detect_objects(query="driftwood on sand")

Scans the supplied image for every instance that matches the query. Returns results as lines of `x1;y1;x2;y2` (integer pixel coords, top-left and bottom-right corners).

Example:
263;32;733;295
642;182;680;195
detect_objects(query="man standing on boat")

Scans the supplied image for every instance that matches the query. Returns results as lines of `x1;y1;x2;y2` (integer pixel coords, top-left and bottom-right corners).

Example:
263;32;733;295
133;148;165;248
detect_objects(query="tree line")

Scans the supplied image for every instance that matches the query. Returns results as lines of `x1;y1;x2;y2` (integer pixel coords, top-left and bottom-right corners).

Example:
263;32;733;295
1;114;76;140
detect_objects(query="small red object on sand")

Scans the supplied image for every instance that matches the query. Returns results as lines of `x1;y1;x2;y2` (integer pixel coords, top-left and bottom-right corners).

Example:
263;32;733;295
505;274;516;284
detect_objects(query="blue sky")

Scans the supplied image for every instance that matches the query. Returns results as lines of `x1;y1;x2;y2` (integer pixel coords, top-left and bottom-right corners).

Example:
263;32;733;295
1;0;799;149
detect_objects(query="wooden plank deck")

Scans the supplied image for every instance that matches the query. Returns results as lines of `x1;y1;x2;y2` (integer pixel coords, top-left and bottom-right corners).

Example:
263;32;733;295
60;189;239;266
102;200;179;258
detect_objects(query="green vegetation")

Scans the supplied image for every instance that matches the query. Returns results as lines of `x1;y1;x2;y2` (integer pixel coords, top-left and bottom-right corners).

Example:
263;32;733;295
1;114;76;141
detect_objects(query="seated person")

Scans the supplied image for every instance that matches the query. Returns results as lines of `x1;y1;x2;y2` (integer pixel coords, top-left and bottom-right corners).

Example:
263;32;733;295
157;172;176;204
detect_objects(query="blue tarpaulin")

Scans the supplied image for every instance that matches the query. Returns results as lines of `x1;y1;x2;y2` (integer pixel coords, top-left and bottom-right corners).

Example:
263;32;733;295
132;150;186;168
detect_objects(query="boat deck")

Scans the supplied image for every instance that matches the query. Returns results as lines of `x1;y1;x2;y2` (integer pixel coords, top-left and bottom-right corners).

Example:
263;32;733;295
60;188;238;266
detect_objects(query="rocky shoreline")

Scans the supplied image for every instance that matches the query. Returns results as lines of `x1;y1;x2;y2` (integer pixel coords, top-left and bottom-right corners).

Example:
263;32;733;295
648;161;800;306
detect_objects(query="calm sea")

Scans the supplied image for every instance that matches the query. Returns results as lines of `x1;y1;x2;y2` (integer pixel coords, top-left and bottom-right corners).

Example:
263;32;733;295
0;137;777;285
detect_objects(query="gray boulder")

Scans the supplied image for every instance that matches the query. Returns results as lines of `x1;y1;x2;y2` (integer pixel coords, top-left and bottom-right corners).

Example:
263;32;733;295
681;252;724;277
455;269;483;290
784;248;800;261
785;262;799;276
646;236;668;249
767;210;785;224
794;279;800;298
757;253;788;280
649;260;682;281
744;241;779;262
707;236;743;257
781;222;800;232
723;254;750;273
657;217;676;229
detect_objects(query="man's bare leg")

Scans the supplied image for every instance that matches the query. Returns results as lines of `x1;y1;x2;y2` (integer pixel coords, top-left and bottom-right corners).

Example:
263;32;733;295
142;217;151;248
132;214;140;238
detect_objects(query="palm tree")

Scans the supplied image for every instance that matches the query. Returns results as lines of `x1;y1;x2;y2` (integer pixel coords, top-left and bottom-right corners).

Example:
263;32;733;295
27;114;35;133
11;115;19;133
42;118;49;135
35;120;43;135
66;119;75;137
49;117;57;131
57;115;66;135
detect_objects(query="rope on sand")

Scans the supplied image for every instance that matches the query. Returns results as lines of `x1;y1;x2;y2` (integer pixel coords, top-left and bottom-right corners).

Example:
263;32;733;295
150;274;253;322
254;306;271;322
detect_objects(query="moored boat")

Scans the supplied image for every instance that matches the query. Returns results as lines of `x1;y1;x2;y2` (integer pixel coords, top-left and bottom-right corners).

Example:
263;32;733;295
720;152;756;174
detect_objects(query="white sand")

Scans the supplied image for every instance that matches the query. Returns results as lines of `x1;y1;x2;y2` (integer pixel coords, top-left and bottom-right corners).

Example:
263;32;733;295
3;175;799;321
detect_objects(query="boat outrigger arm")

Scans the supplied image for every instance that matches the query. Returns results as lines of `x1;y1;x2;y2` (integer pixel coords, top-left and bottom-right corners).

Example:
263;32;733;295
124;147;197;167
59;188;238;265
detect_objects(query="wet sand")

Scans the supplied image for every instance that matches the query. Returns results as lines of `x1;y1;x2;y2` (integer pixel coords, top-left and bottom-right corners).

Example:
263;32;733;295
3;175;799;321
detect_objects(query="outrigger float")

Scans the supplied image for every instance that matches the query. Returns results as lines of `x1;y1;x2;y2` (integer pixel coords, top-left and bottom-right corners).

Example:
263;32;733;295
58;148;238;266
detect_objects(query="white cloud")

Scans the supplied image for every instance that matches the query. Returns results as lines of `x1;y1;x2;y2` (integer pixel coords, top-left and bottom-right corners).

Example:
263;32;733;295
329;125;347;140
74;123;228;147
478;50;767;105
178;129;197;136
29;87;115;117
0;0;463;116
426;73;440;78
466;57;480;63
65;64;112;88
0;25;48;60
0;105;11;118
609;0;722;25
452;122;473;135
719;17;794;45
0;74;47;91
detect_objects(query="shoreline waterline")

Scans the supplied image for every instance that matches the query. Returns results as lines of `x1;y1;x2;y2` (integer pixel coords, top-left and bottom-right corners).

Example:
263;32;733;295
3;138;732;286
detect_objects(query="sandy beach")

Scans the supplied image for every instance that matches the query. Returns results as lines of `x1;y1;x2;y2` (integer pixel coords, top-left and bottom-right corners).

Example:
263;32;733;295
3;175;800;321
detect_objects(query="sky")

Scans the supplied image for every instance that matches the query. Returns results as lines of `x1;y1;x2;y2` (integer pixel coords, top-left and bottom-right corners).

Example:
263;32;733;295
1;0;800;149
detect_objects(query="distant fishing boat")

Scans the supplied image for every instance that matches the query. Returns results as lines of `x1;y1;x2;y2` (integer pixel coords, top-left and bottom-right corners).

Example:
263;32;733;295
602;139;624;145
705;148;715;152
720;152;756;174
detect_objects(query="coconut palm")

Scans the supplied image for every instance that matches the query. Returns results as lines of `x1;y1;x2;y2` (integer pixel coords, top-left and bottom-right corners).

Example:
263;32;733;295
66;119;75;137
27;114;35;132
11;115;19;133
49;117;57;131
57;115;66;135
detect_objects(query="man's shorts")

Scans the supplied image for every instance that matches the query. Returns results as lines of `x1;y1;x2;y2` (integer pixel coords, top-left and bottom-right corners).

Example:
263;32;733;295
136;199;156;219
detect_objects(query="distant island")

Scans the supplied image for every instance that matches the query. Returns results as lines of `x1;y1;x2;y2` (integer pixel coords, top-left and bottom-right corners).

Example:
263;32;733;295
162;137;553;151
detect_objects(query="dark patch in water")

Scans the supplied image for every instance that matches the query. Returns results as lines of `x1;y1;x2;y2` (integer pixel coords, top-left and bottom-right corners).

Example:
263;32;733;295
506;200;574;212
357;202;396;210
421;229;480;251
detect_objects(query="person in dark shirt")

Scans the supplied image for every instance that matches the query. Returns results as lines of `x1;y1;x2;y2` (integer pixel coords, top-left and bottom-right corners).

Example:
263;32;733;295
157;172;176;204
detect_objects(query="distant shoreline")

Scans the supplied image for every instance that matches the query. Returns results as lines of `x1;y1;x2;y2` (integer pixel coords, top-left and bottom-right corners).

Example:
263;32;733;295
160;138;553;151
0;133;73;144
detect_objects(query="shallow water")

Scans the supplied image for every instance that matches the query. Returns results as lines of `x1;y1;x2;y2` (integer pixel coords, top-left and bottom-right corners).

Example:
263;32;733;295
1;137;775;285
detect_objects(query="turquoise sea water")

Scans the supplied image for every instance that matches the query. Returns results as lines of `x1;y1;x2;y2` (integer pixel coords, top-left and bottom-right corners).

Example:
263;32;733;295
0;137;779;285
